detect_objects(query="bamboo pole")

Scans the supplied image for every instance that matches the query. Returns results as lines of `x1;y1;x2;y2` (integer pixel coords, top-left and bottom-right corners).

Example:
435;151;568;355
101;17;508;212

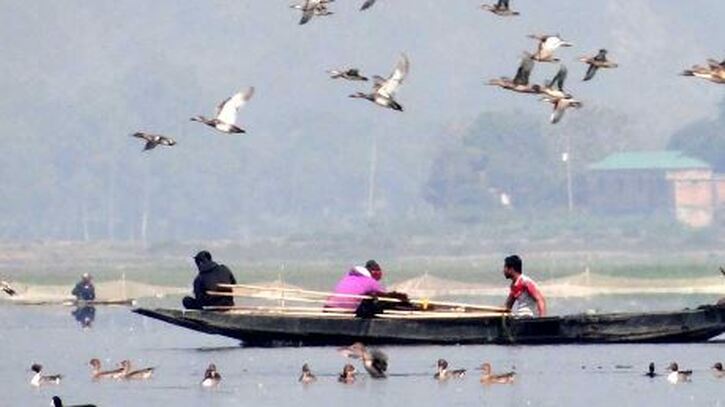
215;284;509;313
204;305;353;313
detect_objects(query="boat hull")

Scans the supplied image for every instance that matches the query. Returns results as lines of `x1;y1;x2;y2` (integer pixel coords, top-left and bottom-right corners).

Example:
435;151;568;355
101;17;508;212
133;304;725;346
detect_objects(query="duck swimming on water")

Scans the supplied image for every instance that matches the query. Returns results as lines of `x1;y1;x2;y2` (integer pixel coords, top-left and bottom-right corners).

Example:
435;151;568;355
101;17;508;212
119;360;155;380
644;362;658;378
130;132;176;151
488;54;541;94
88;359;125;380
327;68;368;81
666;362;692;384
481;0;519;16
712;362;724;378
190;87;255;134
580;49;618;81
350;54;409;112
479;363;515;384
434;359;466;380
527;34;573;63
30;364;62;387
201;363;221;387
51;396;96;407
299;363;317;383
340;342;388;378
338;364;357;383
1;280;16;296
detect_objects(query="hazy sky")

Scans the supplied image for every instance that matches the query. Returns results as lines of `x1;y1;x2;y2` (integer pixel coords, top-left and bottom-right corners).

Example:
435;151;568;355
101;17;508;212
0;1;723;240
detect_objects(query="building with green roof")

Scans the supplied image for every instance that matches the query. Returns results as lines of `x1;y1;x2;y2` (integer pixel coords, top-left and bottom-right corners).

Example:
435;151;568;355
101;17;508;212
587;151;718;228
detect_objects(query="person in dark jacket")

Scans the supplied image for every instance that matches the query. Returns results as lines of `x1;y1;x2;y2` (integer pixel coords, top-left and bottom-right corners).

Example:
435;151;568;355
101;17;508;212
71;273;96;301
183;251;237;310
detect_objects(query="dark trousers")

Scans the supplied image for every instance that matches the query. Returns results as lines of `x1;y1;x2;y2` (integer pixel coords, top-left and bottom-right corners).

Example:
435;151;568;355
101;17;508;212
183;296;203;310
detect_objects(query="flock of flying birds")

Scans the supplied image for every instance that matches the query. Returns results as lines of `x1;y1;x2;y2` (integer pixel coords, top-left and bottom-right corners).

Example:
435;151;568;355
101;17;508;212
128;0;723;153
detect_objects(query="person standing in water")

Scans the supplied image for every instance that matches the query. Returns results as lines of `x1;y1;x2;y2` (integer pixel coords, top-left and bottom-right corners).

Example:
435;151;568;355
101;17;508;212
502;255;546;317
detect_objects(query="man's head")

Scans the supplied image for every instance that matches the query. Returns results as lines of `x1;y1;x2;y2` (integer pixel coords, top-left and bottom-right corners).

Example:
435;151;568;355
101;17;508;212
503;255;522;280
365;259;383;281
194;250;213;267
82;273;92;283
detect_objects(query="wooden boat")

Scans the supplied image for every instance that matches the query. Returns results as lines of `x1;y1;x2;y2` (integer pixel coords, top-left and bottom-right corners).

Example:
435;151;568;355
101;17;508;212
133;303;725;346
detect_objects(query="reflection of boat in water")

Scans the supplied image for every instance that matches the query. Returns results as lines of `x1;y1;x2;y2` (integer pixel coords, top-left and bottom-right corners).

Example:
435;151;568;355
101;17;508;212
134;303;725;347
13;298;136;306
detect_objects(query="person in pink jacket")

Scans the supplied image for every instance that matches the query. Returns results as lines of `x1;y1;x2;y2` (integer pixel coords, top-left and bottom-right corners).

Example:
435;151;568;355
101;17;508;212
325;260;385;310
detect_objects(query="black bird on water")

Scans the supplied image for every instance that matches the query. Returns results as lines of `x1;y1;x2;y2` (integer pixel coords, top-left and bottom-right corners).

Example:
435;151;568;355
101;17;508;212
51;396;96;407
644;362;658;378
340;342;388;378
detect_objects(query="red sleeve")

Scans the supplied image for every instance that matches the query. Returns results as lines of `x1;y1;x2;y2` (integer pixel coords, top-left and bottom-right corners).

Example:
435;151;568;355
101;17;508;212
524;279;542;298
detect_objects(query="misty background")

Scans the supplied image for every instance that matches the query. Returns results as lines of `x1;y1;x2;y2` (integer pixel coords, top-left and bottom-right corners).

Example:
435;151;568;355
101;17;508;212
1;0;724;253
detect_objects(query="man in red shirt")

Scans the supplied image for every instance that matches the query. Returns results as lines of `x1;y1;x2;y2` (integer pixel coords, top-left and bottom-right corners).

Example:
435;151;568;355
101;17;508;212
503;255;546;317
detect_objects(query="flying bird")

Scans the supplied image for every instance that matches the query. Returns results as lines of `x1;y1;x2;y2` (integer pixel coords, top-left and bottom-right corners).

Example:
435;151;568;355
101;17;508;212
130;132;176;151
527;34;573;63
681;58;725;84
539;64;572;99
360;0;377;11
541;95;582;124
1;280;16;296
340;342;388;378
481;0;519;16
350;54;409;111
51;396;96;407
327;68;368;81
580;49;618;81
488;54;541;94
291;0;333;25
191;87;255;134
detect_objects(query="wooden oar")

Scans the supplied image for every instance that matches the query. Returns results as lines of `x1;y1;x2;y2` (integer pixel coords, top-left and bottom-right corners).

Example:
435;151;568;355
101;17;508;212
216;283;509;313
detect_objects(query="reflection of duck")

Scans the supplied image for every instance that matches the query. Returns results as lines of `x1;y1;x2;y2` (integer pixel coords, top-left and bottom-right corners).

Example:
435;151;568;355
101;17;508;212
338;364;357;383
488;55;541;94
298;363;317;383
119;360;155;380
340;342;388;378
667;362;692;384
30;364;62;387
644;362;658;378
201;363;222;387
712;362;724;378
51;396;96;407
89;359;124;380
481;0;519;16
434;359;466;380
479;363;515;384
